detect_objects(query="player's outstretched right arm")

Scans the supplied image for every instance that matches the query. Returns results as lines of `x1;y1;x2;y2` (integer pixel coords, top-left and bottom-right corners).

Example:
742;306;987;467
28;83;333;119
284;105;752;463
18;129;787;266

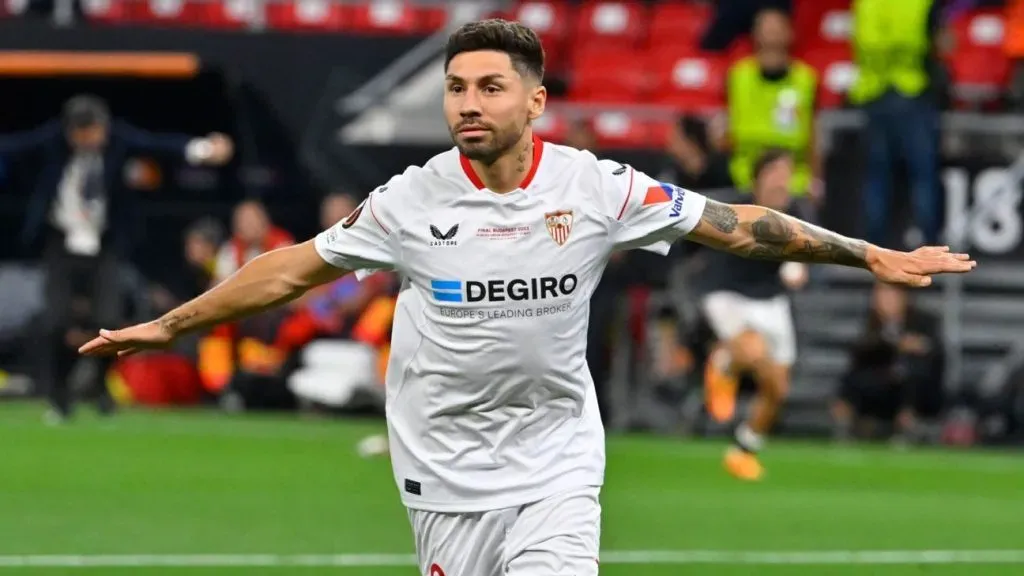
687;199;976;287
81;174;404;357
79;241;350;357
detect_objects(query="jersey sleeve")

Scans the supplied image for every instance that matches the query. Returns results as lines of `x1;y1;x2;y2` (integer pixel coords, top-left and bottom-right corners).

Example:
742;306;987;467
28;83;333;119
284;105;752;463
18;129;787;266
601;161;707;255
314;177;402;272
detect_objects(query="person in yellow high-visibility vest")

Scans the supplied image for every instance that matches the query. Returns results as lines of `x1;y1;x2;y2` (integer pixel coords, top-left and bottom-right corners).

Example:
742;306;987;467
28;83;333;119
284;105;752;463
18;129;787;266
727;9;822;200
850;0;943;248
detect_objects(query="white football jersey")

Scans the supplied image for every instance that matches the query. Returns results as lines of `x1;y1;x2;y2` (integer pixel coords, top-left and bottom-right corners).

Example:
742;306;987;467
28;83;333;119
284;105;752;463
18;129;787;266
315;137;707;512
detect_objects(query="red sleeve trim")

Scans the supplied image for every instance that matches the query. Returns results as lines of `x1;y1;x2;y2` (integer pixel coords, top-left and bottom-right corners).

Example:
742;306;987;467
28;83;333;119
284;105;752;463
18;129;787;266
615;167;635;221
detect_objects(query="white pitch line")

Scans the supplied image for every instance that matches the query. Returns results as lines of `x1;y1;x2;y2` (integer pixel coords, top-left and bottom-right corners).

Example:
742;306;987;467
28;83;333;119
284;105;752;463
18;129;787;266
2;550;1024;568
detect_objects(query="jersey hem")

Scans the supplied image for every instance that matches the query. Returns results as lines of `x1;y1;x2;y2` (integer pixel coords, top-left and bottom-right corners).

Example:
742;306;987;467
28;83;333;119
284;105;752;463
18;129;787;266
397;473;605;514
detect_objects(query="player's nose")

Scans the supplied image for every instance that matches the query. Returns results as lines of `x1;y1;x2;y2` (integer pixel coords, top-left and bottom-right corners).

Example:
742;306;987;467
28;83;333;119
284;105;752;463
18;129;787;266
459;88;483;115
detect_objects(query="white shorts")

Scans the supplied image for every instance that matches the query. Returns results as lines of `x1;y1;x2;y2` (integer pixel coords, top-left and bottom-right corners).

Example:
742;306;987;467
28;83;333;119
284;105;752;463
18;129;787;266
701;291;797;366
407;486;601;576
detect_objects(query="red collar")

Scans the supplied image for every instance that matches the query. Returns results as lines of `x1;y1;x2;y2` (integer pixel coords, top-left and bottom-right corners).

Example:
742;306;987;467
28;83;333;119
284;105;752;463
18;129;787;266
459;134;544;191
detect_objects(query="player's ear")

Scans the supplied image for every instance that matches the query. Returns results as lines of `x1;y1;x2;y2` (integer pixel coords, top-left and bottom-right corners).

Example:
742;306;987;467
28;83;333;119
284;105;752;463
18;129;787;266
527;84;546;122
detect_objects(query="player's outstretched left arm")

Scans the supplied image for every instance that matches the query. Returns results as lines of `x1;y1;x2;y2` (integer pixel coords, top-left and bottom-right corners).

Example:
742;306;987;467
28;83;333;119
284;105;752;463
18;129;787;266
686;199;976;287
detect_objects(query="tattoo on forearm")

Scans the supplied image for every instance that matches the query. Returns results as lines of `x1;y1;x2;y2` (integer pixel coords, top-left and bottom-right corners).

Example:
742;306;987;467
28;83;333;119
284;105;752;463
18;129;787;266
158;310;198;333
699;200;868;267
702;200;739;234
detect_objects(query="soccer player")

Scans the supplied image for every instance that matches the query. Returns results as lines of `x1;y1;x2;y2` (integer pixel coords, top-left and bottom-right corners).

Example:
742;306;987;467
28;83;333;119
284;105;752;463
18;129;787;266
700;149;811;481
79;19;975;576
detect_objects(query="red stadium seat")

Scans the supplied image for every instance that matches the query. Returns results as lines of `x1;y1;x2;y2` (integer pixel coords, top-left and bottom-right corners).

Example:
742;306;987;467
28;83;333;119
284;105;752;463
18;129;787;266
727;36;754;64
265;0;346;31
131;0;203;26
647;1;712;49
574;1;649;52
946;9;1010;102
793;0;851;52
532;106;569;143
648;47;728;113
344;0;425;35
201;0;259;29
511;1;573;73
591;111;653;149
648;119;677;149
799;45;856;109
416;3;448;33
569;48;648;103
80;0;132;24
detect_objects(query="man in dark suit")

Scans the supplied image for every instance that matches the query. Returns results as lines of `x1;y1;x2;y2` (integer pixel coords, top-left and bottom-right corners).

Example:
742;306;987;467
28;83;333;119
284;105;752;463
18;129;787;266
0;94;232;422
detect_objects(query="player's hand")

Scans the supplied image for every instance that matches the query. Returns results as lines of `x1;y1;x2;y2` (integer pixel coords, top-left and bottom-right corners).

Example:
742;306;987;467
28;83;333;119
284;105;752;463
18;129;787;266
78;321;176;358
205;133;234;165
866;245;976;287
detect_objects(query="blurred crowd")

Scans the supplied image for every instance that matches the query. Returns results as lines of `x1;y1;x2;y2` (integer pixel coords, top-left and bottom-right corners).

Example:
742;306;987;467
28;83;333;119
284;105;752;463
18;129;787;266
1;0;1024;447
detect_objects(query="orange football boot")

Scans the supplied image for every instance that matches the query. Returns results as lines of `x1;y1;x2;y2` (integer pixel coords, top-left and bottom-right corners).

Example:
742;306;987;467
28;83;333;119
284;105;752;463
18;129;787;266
724;446;764;481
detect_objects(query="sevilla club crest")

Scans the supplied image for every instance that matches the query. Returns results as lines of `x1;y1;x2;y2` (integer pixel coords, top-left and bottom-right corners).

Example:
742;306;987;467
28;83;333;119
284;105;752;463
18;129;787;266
544;209;573;246
429;564;446;576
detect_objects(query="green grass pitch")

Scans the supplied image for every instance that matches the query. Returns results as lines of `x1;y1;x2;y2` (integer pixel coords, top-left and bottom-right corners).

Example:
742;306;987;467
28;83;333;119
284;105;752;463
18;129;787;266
1;402;1022;575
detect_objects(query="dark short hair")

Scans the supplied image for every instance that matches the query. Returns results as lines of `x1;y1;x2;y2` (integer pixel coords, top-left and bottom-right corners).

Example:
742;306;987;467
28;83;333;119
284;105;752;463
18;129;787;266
62;94;110;130
185;216;225;246
752;148;792;181
444;19;545;81
677;114;709;153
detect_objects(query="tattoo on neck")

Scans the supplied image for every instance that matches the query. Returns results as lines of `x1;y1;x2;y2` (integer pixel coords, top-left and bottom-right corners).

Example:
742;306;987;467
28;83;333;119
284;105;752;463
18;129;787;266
516;143;530;173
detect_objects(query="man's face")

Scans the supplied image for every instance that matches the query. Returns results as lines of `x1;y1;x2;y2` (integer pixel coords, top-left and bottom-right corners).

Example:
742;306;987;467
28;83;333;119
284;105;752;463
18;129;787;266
754;11;791;69
753;157;793;210
185;232;216;266
233;202;270;246
444;50;545;164
67;124;108;152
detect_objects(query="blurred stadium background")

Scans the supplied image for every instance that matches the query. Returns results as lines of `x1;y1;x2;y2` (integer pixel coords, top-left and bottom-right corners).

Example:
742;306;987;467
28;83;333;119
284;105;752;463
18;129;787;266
0;0;1023;574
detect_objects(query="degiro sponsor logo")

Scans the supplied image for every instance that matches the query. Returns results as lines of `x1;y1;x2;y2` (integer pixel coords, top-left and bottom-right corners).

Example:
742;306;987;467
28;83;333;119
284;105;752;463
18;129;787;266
430;275;578;303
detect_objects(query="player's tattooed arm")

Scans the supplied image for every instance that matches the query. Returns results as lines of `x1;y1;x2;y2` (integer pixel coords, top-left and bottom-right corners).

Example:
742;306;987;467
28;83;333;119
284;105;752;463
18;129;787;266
687;199;869;268
154;241;350;337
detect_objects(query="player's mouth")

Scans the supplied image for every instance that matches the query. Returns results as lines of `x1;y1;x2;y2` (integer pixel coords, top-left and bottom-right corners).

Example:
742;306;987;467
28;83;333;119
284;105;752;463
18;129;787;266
457;125;490;138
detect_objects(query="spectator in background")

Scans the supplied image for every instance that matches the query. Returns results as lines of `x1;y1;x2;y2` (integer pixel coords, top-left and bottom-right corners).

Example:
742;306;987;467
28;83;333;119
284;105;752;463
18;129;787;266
563;118;598;152
833;282;945;444
701;0;792;52
213;199;294;283
182;217;224;294
0;94;231;423
153;217;225;312
727;8;821;201
850;0;945;247
661;114;733;191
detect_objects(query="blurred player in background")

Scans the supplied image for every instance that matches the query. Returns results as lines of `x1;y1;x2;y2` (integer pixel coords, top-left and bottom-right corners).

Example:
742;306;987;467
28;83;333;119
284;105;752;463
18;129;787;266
701;150;811;481
80;20;975;576
0;94;231;422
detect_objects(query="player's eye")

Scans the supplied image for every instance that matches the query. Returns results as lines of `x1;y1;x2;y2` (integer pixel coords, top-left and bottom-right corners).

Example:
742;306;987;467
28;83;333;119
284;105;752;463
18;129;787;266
447;84;464;94
483;85;502;94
